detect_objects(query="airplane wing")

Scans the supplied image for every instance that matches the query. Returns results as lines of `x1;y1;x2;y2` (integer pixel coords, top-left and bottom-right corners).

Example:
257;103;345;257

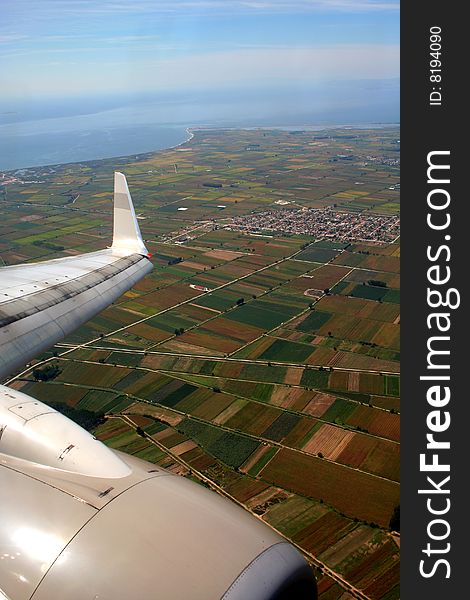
0;173;317;600
0;172;152;379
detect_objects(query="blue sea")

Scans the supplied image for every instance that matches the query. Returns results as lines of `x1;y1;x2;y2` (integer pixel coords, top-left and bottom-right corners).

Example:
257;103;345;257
0;115;190;172
0;83;399;171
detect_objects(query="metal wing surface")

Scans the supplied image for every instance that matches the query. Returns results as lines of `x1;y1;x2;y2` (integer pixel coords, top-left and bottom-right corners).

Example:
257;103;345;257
0;172;152;379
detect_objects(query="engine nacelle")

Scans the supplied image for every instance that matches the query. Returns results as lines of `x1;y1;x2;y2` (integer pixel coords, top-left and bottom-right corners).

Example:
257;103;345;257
0;386;317;600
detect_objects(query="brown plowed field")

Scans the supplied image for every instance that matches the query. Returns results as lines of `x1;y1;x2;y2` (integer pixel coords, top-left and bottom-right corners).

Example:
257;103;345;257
302;424;355;460
203;317;263;341
260;448;399;527
303;392;336;417
289;265;350;291
284;366;304;385
346;406;400;442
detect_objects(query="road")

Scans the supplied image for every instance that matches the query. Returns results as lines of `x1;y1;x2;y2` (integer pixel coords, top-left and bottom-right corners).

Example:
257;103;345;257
33;372;399;483
115;412;375;600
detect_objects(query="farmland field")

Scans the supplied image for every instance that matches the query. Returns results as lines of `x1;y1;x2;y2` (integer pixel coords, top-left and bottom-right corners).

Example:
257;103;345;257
259;448;399;527
2;127;400;600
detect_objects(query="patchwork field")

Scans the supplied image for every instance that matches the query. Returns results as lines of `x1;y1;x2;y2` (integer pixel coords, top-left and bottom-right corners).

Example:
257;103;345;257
2;127;400;600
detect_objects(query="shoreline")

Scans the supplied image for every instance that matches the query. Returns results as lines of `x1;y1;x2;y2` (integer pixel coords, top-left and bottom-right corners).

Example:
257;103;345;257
1;123;399;175
0;125;194;175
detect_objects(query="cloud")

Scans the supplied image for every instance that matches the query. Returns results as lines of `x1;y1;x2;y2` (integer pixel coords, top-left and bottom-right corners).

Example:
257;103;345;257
2;0;399;20
238;1;399;10
1;1;398;99
131;45;399;88
2;44;398;96
0;33;29;44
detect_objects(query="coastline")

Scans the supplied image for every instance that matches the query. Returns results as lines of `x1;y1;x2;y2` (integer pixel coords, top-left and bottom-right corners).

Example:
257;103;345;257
0;124;194;174
1;123;399;175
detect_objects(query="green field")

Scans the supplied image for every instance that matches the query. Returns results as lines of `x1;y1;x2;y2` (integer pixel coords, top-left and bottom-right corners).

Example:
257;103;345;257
259;339;314;362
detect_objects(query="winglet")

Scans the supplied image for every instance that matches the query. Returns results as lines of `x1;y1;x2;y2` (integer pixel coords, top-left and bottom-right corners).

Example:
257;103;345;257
111;172;149;256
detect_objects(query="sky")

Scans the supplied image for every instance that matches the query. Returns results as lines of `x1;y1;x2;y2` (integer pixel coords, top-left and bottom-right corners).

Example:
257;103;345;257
1;0;399;103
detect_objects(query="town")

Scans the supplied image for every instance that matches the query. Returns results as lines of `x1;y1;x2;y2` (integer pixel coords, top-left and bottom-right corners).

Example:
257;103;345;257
227;206;400;243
